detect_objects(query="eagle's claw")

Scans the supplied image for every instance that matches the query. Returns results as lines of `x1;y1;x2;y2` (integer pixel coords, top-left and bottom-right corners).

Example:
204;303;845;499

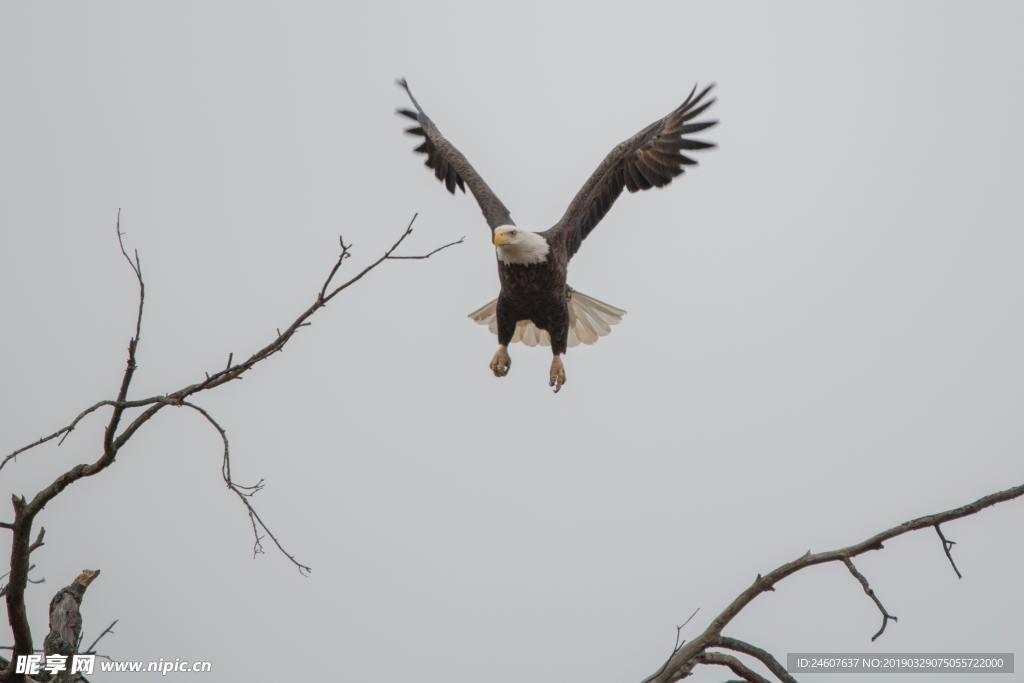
549;356;566;393
490;347;511;378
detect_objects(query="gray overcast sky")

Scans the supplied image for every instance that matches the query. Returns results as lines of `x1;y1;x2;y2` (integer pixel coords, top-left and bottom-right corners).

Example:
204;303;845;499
2;1;1023;681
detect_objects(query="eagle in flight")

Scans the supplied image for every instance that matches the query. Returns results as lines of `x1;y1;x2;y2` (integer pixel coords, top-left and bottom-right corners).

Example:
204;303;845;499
397;79;716;392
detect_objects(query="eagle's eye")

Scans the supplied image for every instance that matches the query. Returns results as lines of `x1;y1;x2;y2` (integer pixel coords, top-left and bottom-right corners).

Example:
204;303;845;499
509;230;517;236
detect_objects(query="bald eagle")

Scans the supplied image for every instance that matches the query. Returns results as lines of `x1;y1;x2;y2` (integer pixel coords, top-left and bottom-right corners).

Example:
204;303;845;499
397;79;716;392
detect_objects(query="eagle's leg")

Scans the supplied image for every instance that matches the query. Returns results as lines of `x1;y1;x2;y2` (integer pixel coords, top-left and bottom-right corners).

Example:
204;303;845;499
491;302;516;378
490;345;511;378
549;355;566;393
549;324;568;393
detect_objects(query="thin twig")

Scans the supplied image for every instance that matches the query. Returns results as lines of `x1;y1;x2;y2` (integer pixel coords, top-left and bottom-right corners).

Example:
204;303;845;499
179;400;311;575
842;558;897;641
319;235;353;302
647;607;703;682
0;401;118;472
28;528;45;554
83;619;118;655
387;235;465;259
934;524;962;579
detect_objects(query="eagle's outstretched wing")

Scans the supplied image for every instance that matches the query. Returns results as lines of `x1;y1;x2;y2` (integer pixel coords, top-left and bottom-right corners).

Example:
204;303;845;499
396;78;514;231
550;84;717;257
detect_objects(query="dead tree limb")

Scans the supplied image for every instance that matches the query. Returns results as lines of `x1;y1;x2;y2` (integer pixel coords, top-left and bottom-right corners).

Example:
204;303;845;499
641;481;1024;683
44;570;100;683
714;637;796;683
1;211;459;681
694;652;771;683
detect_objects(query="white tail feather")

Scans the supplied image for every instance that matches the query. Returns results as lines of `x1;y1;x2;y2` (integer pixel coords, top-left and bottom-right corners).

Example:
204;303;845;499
467;290;626;348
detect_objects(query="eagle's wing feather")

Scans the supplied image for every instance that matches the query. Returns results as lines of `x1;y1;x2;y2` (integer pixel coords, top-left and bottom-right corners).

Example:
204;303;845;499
551;84;717;257
397;79;514;231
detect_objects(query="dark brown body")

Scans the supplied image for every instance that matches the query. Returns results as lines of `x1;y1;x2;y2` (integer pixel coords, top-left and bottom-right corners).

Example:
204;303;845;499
495;232;571;354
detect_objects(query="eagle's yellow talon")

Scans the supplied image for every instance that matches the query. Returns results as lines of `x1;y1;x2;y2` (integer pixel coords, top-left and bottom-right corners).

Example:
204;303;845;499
490;346;511;378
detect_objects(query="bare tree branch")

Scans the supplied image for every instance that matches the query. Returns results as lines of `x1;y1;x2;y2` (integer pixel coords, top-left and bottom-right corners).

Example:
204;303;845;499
0;211;459;681
2;213;459;470
675;608;700;649
715;637;796;683
695;652;771;683
641;481;1024;683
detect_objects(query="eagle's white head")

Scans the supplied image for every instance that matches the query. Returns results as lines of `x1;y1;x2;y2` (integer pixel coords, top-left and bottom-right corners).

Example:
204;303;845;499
493;225;550;266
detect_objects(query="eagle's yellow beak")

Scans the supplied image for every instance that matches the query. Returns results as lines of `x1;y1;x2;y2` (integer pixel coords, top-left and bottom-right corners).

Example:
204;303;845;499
493;231;512;247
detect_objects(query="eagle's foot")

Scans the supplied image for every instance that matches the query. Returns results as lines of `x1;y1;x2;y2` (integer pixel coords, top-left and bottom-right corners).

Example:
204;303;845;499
490;346;511;377
549;356;566;393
